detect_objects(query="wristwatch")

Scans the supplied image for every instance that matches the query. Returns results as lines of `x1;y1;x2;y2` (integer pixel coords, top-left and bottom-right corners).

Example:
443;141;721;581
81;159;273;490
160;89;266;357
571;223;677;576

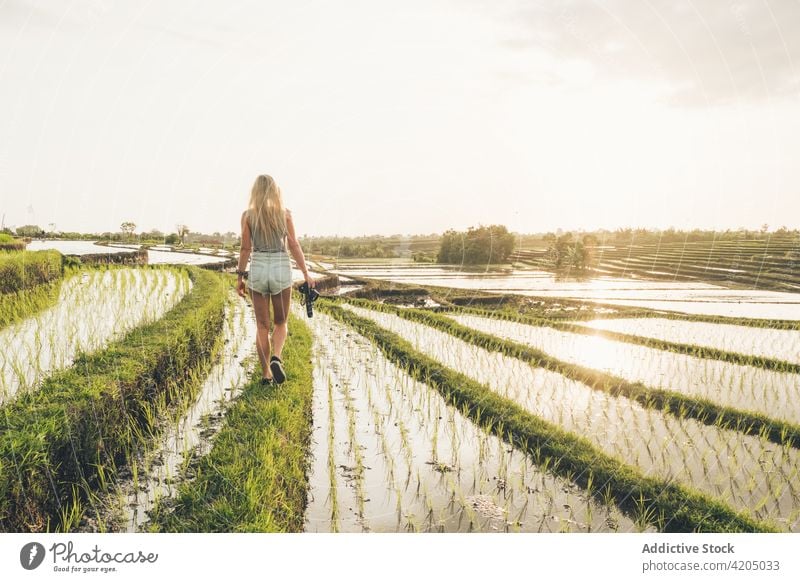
236;269;248;279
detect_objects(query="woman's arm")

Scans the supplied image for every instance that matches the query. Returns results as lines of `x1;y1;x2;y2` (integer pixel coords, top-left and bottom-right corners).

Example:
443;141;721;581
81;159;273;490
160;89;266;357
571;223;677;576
237;211;251;297
285;209;315;287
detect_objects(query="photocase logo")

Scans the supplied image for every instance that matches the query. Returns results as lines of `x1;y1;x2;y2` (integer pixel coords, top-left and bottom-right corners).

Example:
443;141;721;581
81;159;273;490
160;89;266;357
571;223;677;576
20;542;46;570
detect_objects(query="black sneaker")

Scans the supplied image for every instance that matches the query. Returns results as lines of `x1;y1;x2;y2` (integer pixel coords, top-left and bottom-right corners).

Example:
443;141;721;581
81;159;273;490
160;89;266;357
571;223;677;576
270;355;286;384
260;377;275;386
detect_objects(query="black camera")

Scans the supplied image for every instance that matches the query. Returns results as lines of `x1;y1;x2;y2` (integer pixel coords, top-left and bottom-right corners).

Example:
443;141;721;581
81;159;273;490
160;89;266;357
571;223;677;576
298;281;320;317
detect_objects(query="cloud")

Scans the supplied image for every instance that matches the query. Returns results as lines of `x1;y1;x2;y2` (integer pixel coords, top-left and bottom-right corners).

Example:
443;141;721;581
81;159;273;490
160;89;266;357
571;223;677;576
500;0;800;105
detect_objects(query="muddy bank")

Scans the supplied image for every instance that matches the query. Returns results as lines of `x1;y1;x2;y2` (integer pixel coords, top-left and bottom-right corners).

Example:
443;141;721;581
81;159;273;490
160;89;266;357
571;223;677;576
293;273;340;292
77;248;148;265
334;276;621;317
200;257;238;271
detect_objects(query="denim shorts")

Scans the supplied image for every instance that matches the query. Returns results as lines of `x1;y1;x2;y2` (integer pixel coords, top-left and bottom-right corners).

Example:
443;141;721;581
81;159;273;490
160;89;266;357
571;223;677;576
247;251;292;295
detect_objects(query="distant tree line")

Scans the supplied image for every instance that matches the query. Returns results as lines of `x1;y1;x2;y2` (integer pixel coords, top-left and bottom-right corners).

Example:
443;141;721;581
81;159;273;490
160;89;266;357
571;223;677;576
1;223;238;248
603;226;798;243
513;227;799;248
5;222;796;257
298;234;441;258
437;225;516;265
300;236;398;258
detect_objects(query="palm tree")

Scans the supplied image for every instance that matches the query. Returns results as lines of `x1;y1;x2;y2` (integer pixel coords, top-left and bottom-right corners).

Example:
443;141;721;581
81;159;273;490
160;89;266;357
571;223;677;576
120;221;136;240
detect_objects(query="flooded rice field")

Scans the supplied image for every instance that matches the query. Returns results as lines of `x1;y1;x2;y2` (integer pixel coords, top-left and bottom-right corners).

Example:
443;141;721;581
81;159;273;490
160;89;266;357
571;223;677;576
566;294;800;320
5;247;797;534
26;240;137;255
343;304;800;530
26;240;328;274
26;240;232;266
447;313;800;425
303;310;638;532
330;264;800;320
146;249;231;266
115;294;256;531
575;318;800;365
0;268;190;403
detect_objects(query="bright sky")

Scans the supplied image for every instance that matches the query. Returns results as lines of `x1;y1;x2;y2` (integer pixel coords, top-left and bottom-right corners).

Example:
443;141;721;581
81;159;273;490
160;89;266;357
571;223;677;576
1;0;799;236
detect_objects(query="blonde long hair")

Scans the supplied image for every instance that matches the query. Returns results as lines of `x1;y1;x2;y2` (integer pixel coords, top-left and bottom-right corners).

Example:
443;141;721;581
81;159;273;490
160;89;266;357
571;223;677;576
247;174;287;241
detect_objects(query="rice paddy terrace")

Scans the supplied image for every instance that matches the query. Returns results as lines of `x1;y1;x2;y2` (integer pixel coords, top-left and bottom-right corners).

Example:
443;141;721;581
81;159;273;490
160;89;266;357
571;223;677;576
511;237;800;292
0;240;798;533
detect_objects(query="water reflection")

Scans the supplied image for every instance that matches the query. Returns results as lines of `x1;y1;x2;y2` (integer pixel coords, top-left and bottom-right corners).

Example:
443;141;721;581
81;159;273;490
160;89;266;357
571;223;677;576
576;318;800;364
25;240;232;266
347;304;800;530
331;263;800;320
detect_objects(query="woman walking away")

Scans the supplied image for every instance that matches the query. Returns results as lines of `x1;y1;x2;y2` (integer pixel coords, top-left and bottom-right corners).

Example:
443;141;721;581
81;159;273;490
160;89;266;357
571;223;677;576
236;174;315;385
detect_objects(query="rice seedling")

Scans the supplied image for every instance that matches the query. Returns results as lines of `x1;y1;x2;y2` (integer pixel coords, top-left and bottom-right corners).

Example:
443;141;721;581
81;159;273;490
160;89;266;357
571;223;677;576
81;294;259;532
1;266;191;404
304;309;643;532
327;378;340;531
424;285;800;330
573;317;800;366
446;312;800;426
344;299;800;449
0;267;225;532
0;275;65;330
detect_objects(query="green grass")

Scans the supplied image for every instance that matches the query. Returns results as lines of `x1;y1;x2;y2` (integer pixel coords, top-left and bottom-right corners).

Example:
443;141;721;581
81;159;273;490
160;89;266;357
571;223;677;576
0;267;227;532
0;250;63;294
343;298;800;450
0;278;63;330
145;312;313;532
320;302;773;532
0;234;25;251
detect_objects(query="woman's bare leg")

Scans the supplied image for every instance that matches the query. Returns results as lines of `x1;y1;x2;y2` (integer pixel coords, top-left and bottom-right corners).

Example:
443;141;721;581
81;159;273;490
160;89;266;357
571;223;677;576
270;286;292;359
250;288;273;379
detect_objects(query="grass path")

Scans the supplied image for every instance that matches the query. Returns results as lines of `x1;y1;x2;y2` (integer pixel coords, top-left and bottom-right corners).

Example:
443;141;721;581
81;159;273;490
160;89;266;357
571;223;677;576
145;312;314;532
